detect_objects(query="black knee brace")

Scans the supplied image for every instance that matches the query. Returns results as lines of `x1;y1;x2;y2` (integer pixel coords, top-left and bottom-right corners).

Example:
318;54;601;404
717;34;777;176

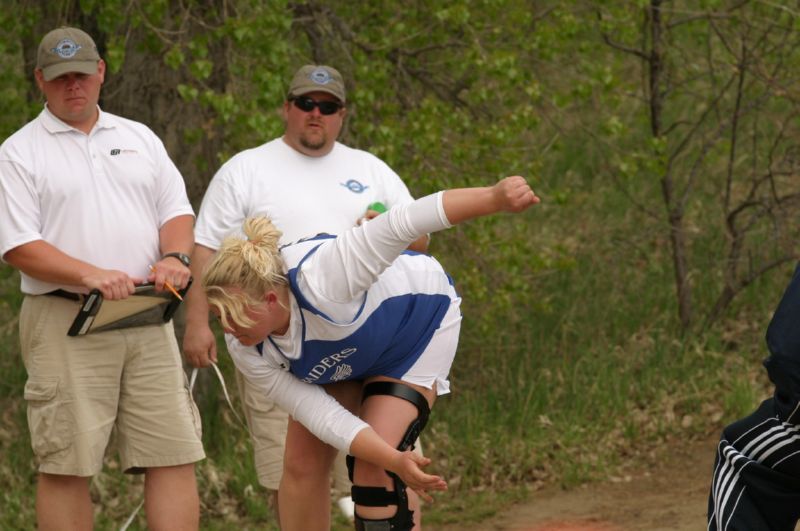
346;381;431;531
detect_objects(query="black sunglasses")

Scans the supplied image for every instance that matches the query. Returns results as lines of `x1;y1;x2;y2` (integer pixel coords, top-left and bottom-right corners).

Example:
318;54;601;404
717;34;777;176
291;96;343;115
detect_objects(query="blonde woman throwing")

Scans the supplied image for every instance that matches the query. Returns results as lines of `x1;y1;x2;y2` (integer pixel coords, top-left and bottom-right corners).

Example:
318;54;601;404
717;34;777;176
203;176;539;530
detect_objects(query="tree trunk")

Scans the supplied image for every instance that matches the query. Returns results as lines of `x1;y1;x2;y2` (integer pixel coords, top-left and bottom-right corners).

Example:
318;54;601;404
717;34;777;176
649;0;692;329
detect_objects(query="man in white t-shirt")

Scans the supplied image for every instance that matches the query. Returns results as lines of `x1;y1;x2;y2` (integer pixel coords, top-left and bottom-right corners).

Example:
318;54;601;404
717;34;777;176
184;64;427;529
0;27;205;530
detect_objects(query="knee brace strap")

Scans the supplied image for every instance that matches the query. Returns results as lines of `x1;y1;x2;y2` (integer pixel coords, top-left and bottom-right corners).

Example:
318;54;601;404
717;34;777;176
349;381;432;530
362;381;431;450
351;478;415;531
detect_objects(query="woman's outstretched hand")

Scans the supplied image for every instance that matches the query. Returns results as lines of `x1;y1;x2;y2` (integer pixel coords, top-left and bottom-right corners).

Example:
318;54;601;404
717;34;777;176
441;175;541;225
390;450;447;503
492;175;540;213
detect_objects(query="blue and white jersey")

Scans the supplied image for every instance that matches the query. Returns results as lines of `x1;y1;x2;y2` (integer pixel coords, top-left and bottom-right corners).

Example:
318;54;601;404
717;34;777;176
259;235;457;385
227;192;459;452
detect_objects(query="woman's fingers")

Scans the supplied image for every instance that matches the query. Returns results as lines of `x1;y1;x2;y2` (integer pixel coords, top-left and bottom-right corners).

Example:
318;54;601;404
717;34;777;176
397;451;447;494
414;488;435;504
410;452;432;467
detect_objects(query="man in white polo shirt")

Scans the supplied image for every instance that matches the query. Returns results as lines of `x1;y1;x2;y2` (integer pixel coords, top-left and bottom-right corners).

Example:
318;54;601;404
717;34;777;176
0;27;205;530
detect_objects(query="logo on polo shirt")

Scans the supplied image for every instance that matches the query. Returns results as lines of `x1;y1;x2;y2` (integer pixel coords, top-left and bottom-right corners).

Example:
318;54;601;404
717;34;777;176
109;148;139;156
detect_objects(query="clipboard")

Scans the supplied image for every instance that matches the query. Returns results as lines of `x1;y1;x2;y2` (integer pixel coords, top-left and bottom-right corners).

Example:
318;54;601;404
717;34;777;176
67;280;191;337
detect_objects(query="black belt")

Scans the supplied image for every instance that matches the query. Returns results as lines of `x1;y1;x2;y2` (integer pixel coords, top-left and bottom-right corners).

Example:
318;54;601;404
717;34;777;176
45;289;83;301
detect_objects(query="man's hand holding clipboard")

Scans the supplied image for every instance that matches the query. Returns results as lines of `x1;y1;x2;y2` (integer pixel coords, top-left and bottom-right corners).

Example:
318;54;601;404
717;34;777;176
68;255;193;336
67;280;192;337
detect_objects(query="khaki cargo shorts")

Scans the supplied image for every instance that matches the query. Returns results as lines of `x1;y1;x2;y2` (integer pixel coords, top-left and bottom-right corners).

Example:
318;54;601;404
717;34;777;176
20;294;205;476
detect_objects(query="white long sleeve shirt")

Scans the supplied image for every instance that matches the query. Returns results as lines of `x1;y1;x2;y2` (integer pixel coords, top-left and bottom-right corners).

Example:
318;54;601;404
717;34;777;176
227;192;456;452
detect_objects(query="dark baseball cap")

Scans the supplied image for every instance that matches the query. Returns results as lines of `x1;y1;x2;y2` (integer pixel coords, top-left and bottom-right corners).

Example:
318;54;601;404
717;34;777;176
287;65;346;103
36;27;101;81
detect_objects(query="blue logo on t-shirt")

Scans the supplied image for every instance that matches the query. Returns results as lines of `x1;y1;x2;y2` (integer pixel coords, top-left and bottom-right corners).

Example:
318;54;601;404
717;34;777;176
341;179;369;194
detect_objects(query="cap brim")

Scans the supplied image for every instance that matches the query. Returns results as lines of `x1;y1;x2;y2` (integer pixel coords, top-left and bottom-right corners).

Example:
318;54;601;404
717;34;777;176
41;61;98;81
288;87;345;103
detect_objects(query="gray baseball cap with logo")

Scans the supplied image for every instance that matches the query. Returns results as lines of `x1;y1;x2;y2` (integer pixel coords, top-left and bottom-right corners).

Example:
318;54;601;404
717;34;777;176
36;27;101;81
287;65;346;103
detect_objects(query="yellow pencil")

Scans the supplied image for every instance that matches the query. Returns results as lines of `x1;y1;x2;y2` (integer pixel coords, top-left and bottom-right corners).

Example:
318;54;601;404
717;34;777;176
149;265;183;301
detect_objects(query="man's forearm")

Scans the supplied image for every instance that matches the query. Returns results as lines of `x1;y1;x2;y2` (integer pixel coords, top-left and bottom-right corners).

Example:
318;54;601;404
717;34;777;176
184;244;216;325
159;214;195;256
4;240;99;287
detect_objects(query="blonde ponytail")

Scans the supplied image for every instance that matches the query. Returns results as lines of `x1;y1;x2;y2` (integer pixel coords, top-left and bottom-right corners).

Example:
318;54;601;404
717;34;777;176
203;217;287;329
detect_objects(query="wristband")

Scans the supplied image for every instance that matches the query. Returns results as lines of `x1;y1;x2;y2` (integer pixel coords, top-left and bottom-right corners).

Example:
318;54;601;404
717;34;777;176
162;252;191;267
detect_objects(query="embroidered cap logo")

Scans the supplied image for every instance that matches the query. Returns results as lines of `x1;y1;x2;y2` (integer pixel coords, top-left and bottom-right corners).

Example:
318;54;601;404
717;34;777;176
310;67;333;85
52;38;82;58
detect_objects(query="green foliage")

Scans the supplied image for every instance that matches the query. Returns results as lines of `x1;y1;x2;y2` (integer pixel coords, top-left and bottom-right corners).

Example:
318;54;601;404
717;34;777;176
0;10;36;138
1;0;795;528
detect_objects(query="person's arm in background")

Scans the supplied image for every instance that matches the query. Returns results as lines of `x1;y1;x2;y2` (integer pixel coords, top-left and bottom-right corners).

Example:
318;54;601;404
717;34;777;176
406;234;430;253
147;125;195;293
183;244;218;367
182;165;246;368
362;206;429;253
3;240;140;300
368;158;431;253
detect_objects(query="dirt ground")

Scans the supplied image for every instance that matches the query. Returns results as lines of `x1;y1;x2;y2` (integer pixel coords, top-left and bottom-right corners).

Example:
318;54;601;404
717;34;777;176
434;435;719;531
